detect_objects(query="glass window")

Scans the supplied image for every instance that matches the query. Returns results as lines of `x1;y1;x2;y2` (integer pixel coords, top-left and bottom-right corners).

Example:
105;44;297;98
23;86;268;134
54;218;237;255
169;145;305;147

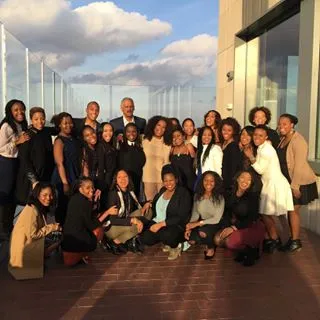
43;64;54;121
6;30;26;103
29;52;42;108
245;13;300;129
54;73;62;113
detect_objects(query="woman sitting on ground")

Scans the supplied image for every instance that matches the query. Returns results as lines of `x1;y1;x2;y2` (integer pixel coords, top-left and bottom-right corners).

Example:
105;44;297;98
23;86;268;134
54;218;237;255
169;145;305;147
61;177;111;266
215;171;265;266
103;170;151;254
8;182;61;280
139;165;192;260
185;171;225;260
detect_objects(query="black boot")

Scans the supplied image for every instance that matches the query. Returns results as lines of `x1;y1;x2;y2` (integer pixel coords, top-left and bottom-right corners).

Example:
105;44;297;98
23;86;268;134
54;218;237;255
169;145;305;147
126;237;144;253
100;237;121;255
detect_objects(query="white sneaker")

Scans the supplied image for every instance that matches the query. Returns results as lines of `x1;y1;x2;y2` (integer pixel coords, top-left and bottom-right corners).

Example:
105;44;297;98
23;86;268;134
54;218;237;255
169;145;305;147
181;241;191;252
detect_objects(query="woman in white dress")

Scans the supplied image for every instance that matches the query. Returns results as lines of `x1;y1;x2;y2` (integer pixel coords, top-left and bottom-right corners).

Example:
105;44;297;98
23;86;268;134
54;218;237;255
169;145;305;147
244;125;293;253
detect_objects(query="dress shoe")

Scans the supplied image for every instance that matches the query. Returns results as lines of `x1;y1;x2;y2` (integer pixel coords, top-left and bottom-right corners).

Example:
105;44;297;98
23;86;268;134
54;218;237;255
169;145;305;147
263;238;281;253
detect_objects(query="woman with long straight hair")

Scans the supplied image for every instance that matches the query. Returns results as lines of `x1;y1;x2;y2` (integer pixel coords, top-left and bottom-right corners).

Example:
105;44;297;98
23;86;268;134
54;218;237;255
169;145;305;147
0;100;29;241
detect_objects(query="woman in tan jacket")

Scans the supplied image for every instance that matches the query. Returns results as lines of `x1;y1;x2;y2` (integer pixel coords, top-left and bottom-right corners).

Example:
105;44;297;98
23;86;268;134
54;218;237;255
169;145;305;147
277;114;318;253
8;183;61;280
142;116;172;201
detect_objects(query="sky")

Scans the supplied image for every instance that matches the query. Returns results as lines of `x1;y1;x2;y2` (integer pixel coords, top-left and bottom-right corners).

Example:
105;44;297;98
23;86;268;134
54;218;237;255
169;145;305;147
0;0;219;87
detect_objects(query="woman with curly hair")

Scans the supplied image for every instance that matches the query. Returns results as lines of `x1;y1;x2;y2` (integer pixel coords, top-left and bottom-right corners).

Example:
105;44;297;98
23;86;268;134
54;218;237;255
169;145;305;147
220;117;242;191
185;171;225;260
0;100;29;240
215;171;265;266
248;106;279;148
142;116;172;201
196;126;223;177
204;110;223;145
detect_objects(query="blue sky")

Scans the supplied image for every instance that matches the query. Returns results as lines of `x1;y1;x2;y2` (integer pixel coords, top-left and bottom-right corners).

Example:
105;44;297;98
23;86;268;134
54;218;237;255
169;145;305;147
0;0;219;86
67;0;219;82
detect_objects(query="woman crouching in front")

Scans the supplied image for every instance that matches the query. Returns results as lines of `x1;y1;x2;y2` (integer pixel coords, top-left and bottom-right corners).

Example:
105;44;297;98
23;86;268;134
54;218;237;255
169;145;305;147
8;182;61;280
215;171;265;266
61;177;111;266
140;165;192;260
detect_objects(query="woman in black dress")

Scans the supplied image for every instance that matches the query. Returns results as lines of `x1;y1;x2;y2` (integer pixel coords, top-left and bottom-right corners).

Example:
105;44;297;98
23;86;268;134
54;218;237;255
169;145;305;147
15;107;55;206
51;112;81;225
248;106;279;148
97;122;117;211
277;114;318;252
118;123;146;199
170;127;196;193
220;117;241;191
62;177;111;266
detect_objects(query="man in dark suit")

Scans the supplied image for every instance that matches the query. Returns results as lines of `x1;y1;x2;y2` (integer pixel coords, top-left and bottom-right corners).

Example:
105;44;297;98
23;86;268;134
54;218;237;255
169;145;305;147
73;101;101;139
110;97;146;137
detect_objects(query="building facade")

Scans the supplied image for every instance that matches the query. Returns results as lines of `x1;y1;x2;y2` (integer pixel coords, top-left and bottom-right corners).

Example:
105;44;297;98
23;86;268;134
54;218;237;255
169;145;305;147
216;0;320;234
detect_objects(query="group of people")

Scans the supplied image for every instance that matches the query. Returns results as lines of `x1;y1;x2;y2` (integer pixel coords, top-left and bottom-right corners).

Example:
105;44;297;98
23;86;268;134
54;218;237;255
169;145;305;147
0;97;318;280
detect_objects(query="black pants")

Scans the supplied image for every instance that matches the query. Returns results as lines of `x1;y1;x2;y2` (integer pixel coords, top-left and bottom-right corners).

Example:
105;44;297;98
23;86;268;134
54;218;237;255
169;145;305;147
0;156;17;240
189;224;220;249
140;220;185;249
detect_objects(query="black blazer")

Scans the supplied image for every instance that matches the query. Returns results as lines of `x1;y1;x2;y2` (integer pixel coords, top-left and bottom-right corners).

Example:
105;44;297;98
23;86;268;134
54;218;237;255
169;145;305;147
73;118;100;139
152;186;192;228
110;115;146;136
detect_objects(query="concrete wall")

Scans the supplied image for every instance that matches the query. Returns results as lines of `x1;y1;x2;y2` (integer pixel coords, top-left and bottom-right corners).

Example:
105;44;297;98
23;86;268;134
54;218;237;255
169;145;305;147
216;0;282;118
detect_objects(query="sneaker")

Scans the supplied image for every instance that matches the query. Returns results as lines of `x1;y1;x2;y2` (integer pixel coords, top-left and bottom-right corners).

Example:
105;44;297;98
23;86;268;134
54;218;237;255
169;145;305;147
162;245;171;253
263;238;281;254
168;246;181;260
181;241;191;252
279;238;292;252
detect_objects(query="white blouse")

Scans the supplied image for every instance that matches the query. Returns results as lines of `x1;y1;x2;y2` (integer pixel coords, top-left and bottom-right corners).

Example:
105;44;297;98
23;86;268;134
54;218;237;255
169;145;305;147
0;122;22;158
197;144;223;176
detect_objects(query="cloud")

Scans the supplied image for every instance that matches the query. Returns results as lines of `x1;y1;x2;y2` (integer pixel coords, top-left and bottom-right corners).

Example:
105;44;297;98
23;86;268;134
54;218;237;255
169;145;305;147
0;0;172;70
70;34;217;86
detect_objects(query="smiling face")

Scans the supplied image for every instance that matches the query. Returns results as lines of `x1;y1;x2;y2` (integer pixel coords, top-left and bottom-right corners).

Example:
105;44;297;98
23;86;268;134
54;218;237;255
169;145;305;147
253;128;268;146
203;173;215;194
183;119;195;137
237;172;252;191
116;170;129;191
59;116;73;135
202;128;213;145
205;111;216;128
31;112;46;131
222;124;234;142
153;120;167;138
83;127;97;147
11;103;25;123
86;103;99;121
38;187;53;207
278;117;293;136
102;124;114;143
240;129;252;147
163;173;177;192
79;180;94;201
121;99;134;119
172;130;184;147
125;125;138;142
253;110;267;126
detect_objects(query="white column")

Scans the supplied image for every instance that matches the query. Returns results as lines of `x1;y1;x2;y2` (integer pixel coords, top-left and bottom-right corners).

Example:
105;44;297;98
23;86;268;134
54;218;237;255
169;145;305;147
1;24;7;116
25;48;30;112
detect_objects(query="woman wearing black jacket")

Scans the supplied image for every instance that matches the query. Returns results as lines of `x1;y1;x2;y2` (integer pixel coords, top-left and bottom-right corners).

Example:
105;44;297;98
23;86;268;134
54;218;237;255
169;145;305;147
15;107;55;206
215;171;265;266
117;123;146;199
140;165;192;260
96;122;117;210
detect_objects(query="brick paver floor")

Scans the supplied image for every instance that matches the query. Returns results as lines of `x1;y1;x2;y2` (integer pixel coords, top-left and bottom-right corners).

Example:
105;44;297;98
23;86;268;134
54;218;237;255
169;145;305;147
1;229;320;320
